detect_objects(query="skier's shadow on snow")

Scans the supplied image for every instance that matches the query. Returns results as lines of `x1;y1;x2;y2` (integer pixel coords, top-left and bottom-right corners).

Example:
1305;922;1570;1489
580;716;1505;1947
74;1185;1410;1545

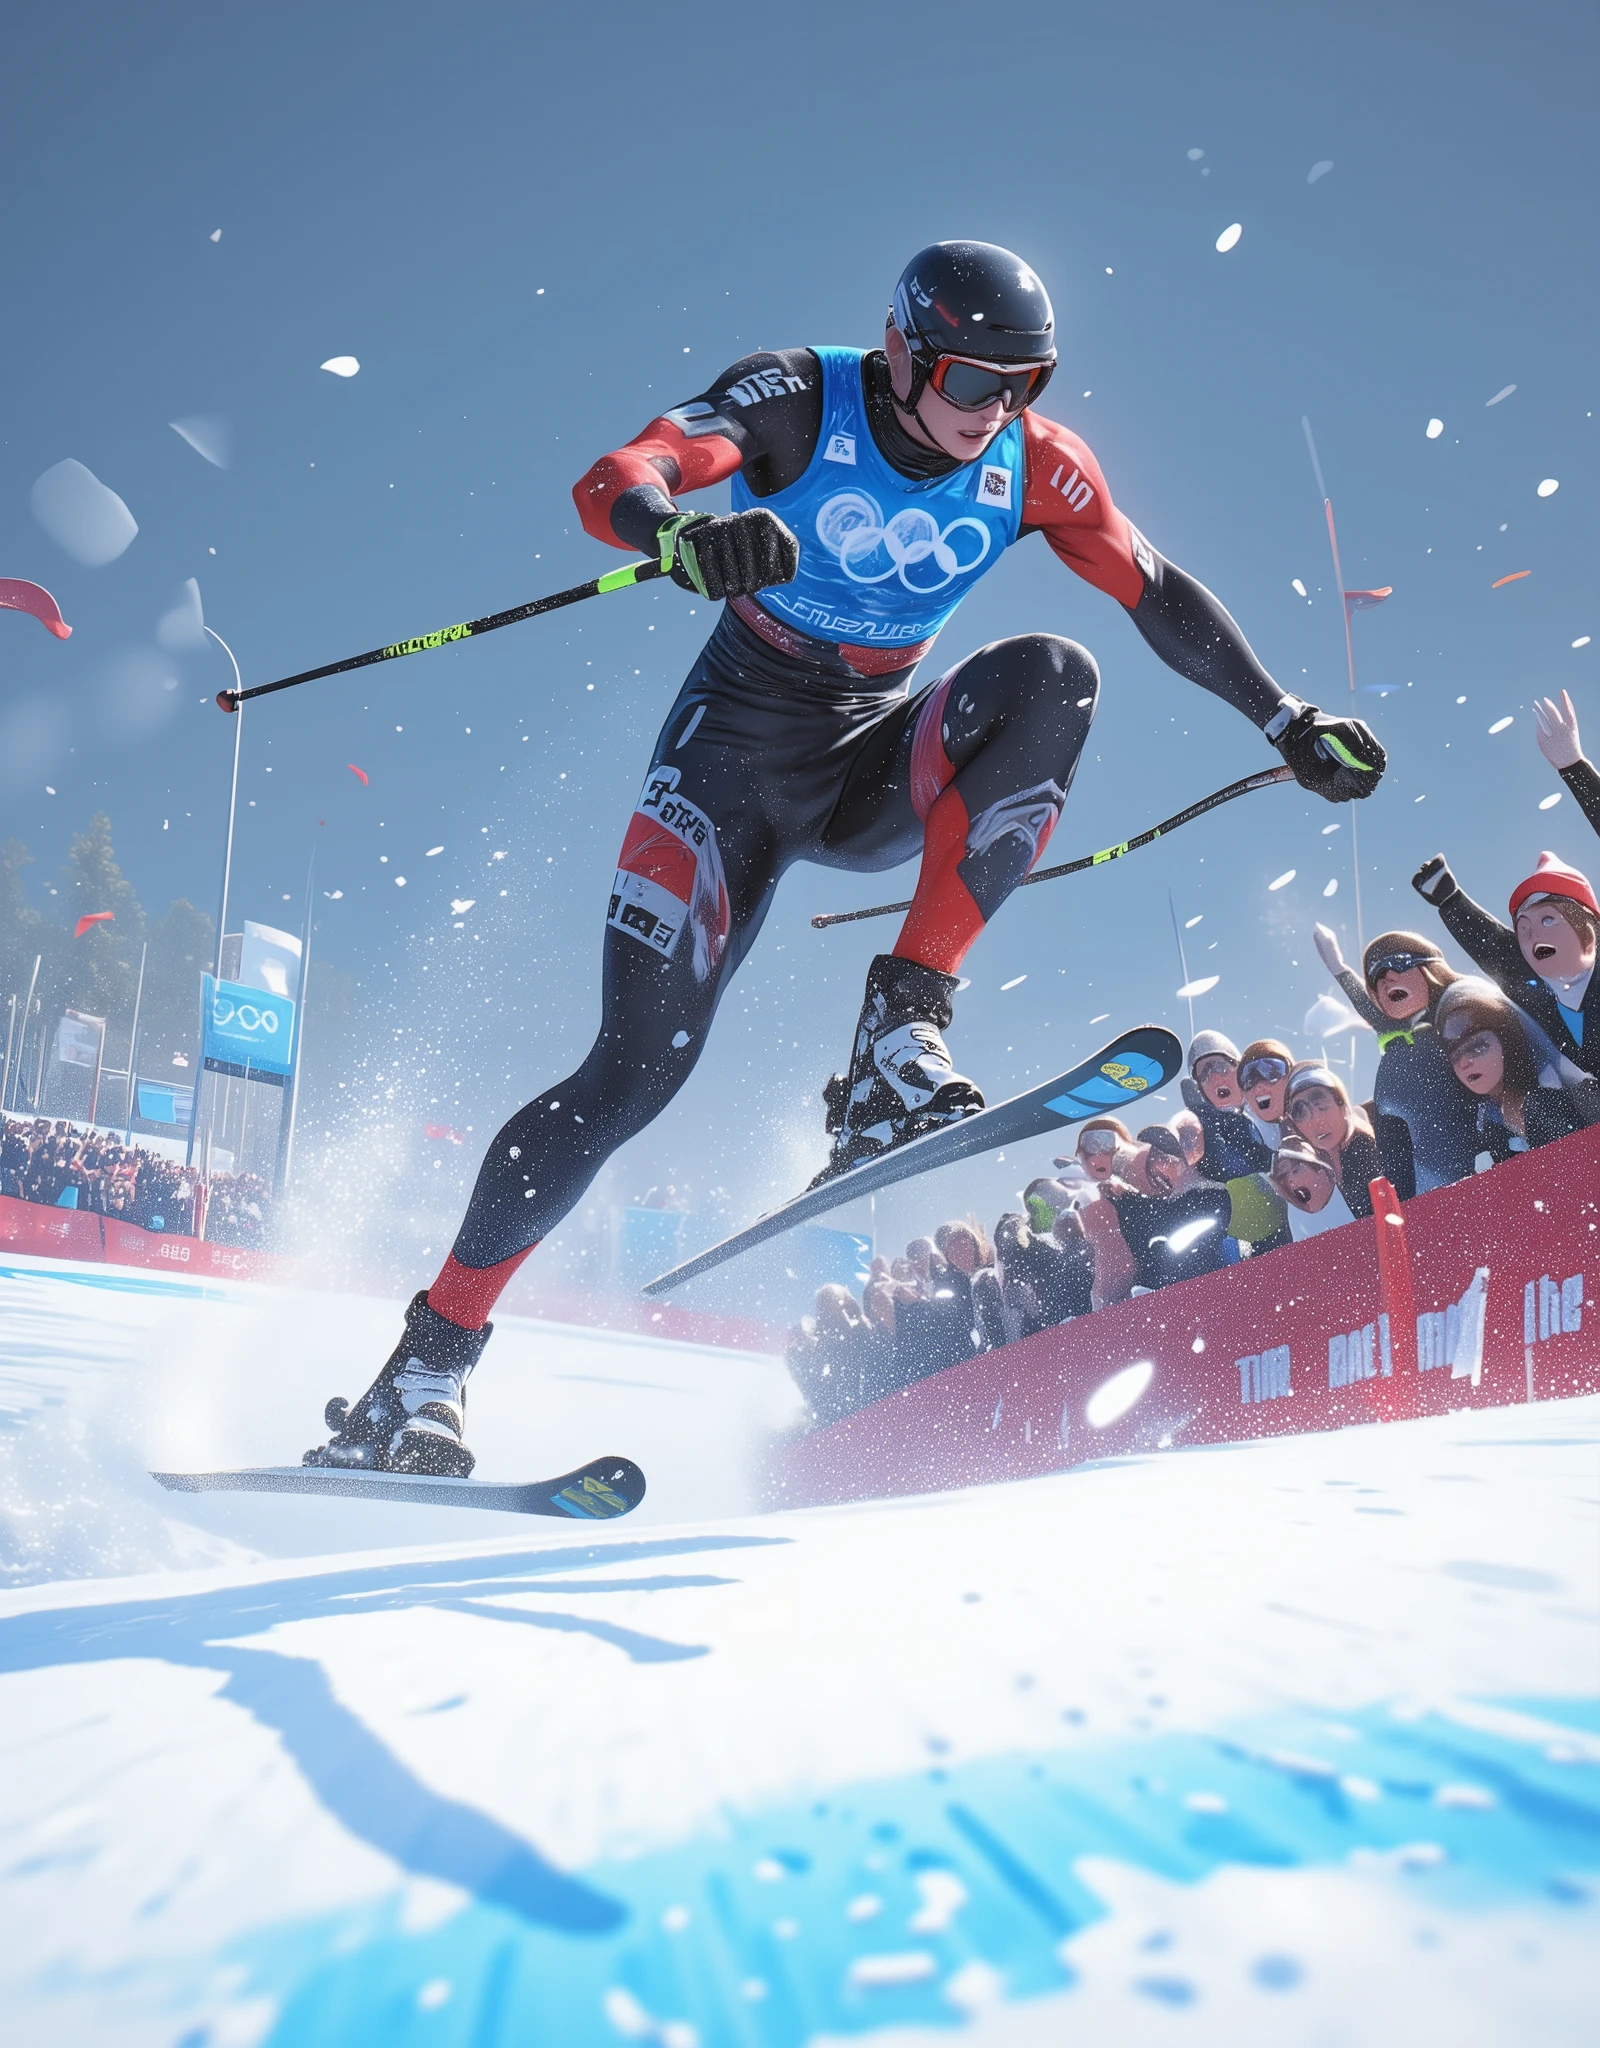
0;1531;786;1935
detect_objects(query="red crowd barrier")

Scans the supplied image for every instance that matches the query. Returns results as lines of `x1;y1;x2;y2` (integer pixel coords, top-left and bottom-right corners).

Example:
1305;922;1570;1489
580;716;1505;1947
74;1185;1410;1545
764;1120;1600;1511
0;1194;293;1285
0;1197;109;1265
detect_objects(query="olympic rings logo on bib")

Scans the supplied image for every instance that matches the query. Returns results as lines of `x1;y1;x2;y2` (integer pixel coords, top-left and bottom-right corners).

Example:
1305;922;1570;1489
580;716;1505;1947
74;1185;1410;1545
815;490;992;593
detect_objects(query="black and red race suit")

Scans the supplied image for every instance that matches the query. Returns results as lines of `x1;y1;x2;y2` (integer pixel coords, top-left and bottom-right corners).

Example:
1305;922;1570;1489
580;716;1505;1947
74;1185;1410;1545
427;347;1291;1327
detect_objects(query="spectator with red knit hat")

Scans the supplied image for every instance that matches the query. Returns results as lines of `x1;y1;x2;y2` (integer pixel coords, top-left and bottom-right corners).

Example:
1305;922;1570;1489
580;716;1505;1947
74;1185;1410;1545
1414;846;1600;1078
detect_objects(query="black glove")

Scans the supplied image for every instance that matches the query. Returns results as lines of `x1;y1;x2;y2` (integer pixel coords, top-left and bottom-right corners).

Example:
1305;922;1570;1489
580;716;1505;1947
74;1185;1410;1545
1269;700;1386;802
1412;853;1459;907
656;508;799;601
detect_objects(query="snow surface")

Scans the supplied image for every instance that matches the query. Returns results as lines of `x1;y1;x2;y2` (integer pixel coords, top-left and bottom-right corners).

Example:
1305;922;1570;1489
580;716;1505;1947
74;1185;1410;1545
0;1257;1595;2046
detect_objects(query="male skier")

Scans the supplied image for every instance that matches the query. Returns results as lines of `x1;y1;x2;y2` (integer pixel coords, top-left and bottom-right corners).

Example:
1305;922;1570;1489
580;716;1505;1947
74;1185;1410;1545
307;239;1385;1477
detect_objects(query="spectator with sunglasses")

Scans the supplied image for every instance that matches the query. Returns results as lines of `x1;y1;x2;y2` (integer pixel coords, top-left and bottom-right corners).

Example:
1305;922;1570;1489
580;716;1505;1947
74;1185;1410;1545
1236;1041;1296;1146
1066;1116;1135;1186
1312;927;1474;1196
1283;1063;1383;1220
1435;980;1600;1167
1179;1030;1274;1181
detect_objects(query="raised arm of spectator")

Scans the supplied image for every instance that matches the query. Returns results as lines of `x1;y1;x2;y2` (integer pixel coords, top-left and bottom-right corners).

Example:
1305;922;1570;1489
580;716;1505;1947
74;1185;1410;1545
1534;692;1600;838
1313;923;1385;1030
1411;855;1528;993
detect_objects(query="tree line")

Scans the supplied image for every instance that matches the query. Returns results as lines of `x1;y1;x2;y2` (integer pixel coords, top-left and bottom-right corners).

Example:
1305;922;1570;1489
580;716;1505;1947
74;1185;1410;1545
2;814;219;1092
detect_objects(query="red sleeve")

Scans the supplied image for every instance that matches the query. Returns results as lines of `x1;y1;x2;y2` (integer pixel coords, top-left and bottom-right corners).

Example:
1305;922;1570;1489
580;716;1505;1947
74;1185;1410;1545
572;416;743;550
1020;412;1144;609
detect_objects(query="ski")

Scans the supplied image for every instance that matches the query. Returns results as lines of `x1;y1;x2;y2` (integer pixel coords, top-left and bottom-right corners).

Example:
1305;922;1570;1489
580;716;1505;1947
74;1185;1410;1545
642;1024;1181;1296
150;1453;646;1520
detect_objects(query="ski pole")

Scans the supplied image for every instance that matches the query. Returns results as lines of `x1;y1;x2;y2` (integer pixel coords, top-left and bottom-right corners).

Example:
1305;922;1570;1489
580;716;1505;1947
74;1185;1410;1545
215;558;666;712
810;764;1295;930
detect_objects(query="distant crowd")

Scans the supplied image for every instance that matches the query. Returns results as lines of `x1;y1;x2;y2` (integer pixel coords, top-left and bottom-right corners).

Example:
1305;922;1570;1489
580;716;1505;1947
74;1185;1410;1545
787;690;1600;1424
0;1116;272;1245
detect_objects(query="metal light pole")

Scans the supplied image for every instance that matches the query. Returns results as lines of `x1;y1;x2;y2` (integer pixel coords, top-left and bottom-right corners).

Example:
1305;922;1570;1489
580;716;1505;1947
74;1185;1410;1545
1169;890;1196;1045
1302;418;1369;955
207;627;245;977
7;954;41;1113
123;940;147;1143
1;994;16;1115
190;627;244;1175
274;852;314;1197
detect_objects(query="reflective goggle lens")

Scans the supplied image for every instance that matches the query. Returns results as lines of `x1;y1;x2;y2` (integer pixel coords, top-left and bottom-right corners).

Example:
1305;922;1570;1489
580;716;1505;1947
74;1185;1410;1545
1239;1056;1290;1088
1368;951;1436;981
929;355;1050;413
1078;1128;1120;1155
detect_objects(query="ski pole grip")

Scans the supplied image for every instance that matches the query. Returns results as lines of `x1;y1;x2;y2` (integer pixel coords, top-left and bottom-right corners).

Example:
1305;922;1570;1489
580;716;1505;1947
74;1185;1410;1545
217;690;239;714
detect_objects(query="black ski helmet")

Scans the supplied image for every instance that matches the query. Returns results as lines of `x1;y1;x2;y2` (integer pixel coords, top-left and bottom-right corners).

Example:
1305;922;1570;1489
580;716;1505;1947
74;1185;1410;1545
889;241;1056;413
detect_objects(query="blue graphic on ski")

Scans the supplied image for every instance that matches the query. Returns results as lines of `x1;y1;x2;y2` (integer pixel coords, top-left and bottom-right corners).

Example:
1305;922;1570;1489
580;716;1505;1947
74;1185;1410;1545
642;1024;1181;1296
150;1454;646;1519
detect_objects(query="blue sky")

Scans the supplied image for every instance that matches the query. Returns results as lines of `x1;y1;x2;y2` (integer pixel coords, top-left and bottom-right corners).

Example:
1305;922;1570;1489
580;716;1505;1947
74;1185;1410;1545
1;1;1594;1252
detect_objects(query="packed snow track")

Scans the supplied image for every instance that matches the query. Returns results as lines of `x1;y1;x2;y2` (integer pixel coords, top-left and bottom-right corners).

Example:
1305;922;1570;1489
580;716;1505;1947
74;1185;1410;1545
1;1256;1595;2047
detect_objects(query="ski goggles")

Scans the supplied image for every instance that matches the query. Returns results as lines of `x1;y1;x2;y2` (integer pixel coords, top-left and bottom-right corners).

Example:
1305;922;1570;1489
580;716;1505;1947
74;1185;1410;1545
1365;948;1440;983
1076;1126;1121;1157
1443;1023;1498;1061
925;351;1054;415
1191;1053;1237;1084
1238;1054;1291;1090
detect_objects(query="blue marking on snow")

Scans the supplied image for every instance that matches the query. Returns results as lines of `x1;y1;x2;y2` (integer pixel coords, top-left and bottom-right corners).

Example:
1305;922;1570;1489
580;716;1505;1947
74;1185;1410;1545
153;1695;1595;2047
0;1258;235;1303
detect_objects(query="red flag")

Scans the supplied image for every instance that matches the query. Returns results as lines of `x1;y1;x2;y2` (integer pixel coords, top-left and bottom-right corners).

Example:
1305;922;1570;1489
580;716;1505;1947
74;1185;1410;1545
1342;587;1393;611
423;1123;466;1145
347;763;369;785
0;577;71;638
1491;570;1532;589
74;911;113;938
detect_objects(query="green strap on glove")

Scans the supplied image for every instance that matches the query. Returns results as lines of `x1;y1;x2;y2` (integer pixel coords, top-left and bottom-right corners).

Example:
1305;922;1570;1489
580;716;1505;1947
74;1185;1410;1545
653;508;800;603
656;513;709;593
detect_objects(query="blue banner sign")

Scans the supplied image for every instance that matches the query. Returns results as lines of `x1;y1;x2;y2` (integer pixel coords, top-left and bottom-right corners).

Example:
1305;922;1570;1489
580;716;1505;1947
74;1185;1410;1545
201;974;295;1081
134;1078;195;1126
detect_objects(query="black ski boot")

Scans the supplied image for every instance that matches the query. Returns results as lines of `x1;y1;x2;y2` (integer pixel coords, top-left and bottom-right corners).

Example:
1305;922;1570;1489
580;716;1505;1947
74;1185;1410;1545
814;953;985;1183
304;1291;491;1478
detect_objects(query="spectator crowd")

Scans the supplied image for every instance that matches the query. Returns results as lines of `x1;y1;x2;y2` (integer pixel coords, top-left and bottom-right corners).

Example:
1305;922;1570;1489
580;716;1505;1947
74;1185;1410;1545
787;689;1600;1425
0;1116;272;1245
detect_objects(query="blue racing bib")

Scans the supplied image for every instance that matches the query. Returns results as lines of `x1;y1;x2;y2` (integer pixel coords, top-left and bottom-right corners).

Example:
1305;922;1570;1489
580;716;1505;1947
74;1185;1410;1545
733;346;1023;653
